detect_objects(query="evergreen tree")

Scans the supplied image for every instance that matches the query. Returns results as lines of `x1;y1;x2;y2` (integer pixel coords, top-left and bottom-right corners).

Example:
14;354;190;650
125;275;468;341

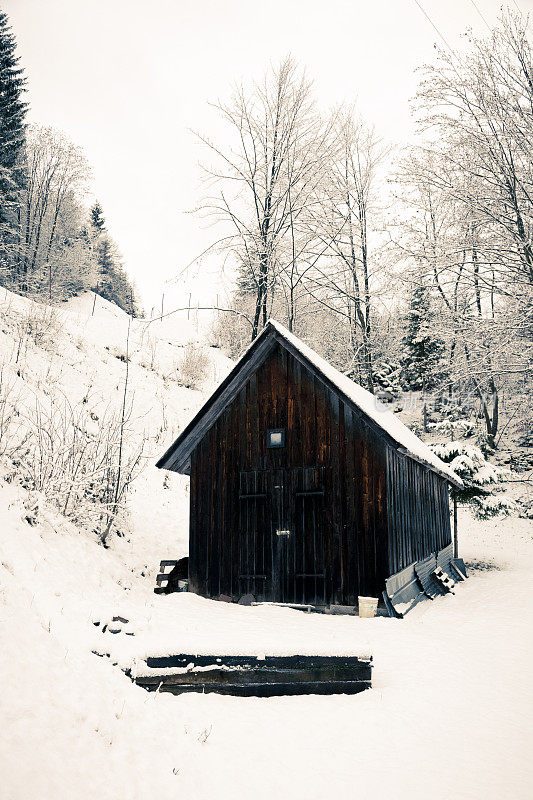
90;201;105;232
95;235;115;299
0;11;27;275
401;282;447;390
94;234;140;316
97;237;114;277
88;201;140;315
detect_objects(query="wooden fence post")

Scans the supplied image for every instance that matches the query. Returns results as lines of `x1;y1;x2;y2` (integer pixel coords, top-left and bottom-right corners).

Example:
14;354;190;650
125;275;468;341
453;488;458;558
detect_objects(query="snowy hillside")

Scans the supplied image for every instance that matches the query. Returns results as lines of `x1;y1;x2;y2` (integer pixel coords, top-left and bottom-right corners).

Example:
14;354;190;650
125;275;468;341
1;290;532;800
0;288;234;571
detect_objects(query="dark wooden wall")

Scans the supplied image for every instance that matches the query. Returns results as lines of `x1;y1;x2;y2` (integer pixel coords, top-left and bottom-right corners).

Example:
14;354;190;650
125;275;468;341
188;341;451;605
386;448;452;575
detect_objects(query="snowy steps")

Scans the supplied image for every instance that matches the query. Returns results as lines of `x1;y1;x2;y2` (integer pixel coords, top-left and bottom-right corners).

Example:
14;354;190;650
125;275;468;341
132;653;373;697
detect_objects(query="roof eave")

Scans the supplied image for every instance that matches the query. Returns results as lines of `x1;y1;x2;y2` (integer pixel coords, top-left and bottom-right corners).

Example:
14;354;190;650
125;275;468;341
396;448;463;489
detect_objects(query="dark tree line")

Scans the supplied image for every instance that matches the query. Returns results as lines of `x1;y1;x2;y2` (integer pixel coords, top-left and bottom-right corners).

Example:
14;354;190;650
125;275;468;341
0;10;26;271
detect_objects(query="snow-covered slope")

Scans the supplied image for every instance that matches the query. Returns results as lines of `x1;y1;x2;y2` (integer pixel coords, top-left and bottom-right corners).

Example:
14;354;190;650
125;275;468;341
1;290;532;800
0;288;233;571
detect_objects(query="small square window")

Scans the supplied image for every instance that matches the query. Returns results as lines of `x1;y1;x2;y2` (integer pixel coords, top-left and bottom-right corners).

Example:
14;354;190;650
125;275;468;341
267;429;285;448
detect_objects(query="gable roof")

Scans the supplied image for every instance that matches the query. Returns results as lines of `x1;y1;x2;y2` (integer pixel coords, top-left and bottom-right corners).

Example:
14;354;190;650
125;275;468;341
156;319;462;488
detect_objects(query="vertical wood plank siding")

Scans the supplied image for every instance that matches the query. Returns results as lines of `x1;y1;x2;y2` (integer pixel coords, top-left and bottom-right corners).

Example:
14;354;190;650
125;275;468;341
189;342;452;604
385;447;452;575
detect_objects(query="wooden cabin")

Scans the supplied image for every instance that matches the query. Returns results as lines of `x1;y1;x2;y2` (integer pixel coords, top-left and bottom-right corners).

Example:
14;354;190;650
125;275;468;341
156;320;462;609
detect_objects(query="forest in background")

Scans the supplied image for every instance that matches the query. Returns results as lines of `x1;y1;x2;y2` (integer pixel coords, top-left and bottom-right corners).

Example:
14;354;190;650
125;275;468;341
201;10;531;458
0;11;140;316
0;7;531;463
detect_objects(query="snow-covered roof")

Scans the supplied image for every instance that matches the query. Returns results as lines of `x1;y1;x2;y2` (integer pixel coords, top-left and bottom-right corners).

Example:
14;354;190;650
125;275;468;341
158;318;462;487
267;320;462;486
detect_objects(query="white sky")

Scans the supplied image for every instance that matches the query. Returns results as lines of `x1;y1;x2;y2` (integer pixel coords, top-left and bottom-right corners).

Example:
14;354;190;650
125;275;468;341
4;0;531;314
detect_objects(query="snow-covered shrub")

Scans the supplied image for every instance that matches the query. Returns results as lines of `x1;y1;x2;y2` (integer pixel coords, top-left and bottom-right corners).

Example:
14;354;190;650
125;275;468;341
15;395;146;542
472;495;517;519
17;304;61;350
432;395;473;419
430;441;510;488
373;361;402;397
427;419;475;438
517;497;533;519
0;365;28;460
177;342;209;389
211;309;250;359
139;332;159;372
517;428;533;448
510;451;533;473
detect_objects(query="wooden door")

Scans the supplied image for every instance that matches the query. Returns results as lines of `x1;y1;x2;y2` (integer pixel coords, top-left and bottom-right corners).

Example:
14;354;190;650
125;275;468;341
239;467;326;605
291;467;326;605
271;467;291;603
238;469;271;600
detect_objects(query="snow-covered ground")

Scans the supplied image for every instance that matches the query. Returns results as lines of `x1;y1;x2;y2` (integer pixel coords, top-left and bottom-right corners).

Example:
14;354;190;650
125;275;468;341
1;290;532;799
1;476;532;800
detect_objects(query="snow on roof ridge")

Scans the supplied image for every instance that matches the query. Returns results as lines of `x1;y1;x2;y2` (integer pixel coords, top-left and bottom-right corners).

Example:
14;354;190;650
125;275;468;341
266;319;462;487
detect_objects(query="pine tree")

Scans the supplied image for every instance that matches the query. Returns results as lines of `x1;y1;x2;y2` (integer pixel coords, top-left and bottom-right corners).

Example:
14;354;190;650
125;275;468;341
95;235;114;298
90;202;105;232
401;282;447;390
94;235;140;316
87;200;140;316
0;11;27;277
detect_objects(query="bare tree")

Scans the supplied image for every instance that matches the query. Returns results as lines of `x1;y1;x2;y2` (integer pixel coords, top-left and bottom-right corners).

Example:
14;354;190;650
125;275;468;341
400;10;533;447
19;125;91;296
414;9;533;292
196;57;334;339
305;111;389;391
395;147;531;449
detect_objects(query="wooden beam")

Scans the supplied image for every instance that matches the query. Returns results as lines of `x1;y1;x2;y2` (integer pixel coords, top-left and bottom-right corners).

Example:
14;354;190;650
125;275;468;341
396;447;463;489
134;653;373;697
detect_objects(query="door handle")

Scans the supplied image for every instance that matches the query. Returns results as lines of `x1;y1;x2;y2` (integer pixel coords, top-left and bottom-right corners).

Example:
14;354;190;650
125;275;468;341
275;530;291;536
